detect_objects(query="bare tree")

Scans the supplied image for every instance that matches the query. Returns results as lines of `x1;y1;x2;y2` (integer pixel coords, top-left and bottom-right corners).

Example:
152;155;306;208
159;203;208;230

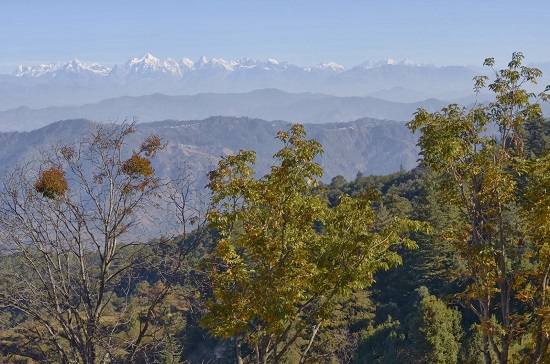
0;121;207;363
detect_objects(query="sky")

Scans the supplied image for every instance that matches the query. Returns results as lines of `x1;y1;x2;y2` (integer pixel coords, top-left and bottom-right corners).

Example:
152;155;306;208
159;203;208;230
0;0;549;74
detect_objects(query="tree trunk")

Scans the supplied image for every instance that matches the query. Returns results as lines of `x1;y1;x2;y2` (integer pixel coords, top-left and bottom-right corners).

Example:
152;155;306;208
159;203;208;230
299;322;322;364
235;336;243;364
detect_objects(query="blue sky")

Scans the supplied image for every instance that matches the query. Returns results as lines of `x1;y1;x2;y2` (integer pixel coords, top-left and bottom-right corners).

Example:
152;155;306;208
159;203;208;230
0;0;548;73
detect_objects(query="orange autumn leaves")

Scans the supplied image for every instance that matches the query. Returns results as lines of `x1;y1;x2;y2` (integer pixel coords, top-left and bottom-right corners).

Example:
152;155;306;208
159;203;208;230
35;164;69;199
35;134;164;199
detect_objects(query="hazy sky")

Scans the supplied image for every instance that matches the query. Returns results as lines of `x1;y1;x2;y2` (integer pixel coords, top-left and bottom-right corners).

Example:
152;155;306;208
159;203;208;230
0;0;548;73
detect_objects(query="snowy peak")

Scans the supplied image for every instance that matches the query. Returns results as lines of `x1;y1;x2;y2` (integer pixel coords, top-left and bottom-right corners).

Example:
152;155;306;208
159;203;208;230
313;62;345;71
59;59;111;76
196;56;239;71
123;52;182;78
127;52;162;68
400;59;416;66
356;58;420;69
14;59;110;77
13;62;61;77
235;58;293;71
180;57;195;70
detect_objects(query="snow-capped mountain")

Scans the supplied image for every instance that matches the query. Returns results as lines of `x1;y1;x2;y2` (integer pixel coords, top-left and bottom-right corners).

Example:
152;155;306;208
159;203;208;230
12;53;444;83
58;59;111;77
14;59;111;78
180;57;195;70
0;53;513;110
13;62;62;77
312;62;346;72
196;56;239;72
12;54;441;80
354;58;424;69
11;53;345;80
117;53;183;78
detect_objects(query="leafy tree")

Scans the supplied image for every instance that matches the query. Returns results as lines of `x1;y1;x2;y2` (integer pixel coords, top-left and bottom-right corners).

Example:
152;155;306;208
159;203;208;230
201;124;425;364
459;325;486;364
521;117;550;158
519;152;550;362
407;52;549;364
295;289;375;364
0;121;206;363
355;316;408;364
410;287;464;364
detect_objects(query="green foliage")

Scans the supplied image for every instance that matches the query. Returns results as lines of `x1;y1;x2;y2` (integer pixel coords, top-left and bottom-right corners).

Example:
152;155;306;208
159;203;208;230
459;325;486;364
407;52;550;363
202;124;425;363
414;290;464;364
356;316;407;364
356;286;464;364
522;117;550;158
518;152;550;361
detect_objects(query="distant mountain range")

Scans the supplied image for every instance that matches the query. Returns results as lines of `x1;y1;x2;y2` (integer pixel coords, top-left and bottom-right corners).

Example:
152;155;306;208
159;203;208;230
13;53;347;78
0;117;419;183
2;53;548;132
0;52;519;110
0;89;462;132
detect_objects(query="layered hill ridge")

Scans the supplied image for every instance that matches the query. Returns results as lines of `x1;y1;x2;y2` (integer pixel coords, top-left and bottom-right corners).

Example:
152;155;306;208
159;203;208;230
0;89;463;132
0;117;418;182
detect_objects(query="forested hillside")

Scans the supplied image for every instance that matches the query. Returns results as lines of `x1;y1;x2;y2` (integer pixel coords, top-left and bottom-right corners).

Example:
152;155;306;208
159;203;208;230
0;116;418;183
1;54;550;363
